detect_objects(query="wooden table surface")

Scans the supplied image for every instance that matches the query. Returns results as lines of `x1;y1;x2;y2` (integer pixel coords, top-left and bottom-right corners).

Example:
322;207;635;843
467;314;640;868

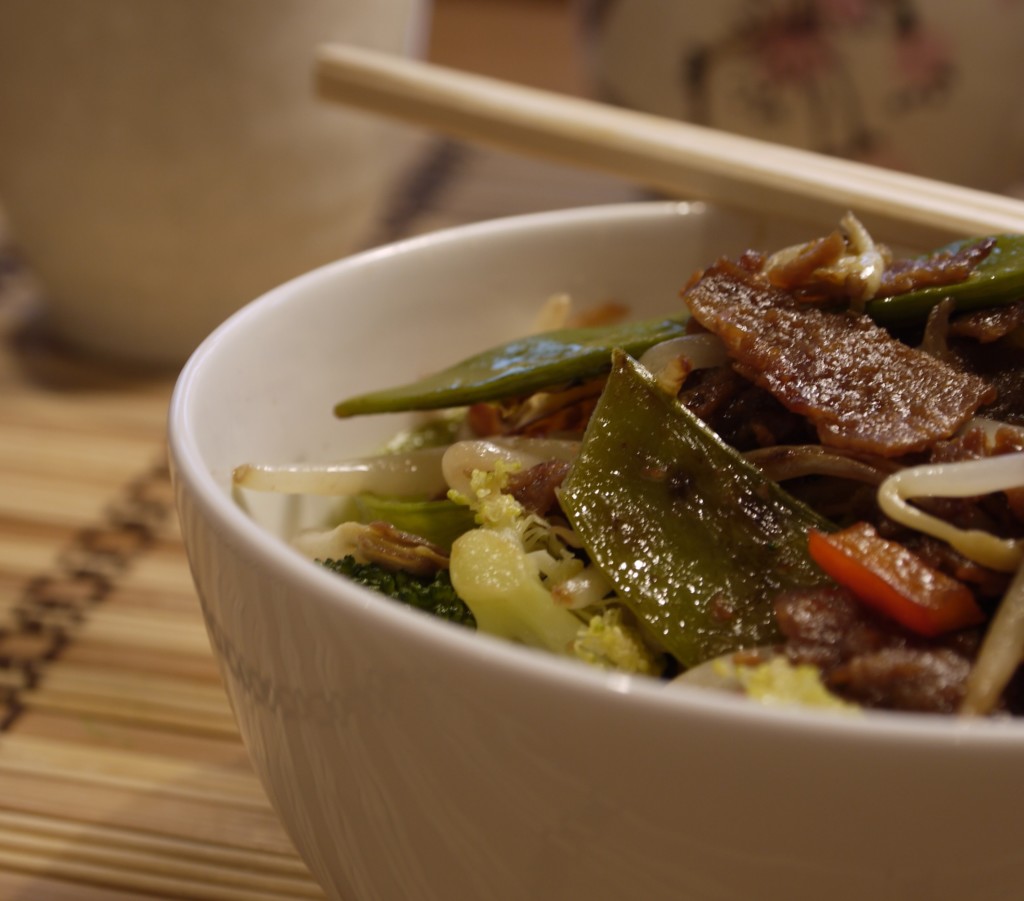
0;3;640;898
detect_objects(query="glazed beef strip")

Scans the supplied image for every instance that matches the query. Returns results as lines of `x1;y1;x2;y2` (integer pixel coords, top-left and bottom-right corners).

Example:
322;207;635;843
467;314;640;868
877;235;996;296
682;263;996;457
948;302;1024;426
774;587;981;714
506;459;572;517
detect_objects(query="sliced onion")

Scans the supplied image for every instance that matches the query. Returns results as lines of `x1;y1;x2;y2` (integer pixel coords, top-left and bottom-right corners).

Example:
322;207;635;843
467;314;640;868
550;566;615;609
291;521;369;560
838;211;886;301
531;292;572;332
762;212;886;304
919;297;956;361
441;437;580;498
638;333;728;377
746;445;900;485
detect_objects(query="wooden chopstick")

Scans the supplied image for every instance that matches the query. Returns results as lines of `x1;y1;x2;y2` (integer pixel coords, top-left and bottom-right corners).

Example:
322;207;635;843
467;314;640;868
315;44;1024;249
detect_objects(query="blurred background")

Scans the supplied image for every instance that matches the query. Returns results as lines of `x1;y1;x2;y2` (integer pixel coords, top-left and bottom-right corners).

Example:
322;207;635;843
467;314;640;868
3;0;1023;367
0;0;608;366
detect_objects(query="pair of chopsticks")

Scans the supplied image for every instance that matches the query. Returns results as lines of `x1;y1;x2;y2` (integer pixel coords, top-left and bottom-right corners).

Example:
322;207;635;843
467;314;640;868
315;44;1024;249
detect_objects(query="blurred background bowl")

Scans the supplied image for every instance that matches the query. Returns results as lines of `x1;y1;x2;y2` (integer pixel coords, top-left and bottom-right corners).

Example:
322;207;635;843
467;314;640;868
0;0;430;367
170;201;1024;901
578;0;1024;194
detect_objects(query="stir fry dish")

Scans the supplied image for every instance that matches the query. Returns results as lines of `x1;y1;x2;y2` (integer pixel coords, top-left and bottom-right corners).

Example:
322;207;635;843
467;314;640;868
234;214;1024;718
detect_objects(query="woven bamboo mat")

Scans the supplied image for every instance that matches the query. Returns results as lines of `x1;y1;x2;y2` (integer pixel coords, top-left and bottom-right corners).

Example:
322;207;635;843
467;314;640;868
0;140;640;900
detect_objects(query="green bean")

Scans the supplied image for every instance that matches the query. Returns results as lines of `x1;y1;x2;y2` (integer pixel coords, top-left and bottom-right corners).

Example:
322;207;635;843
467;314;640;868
866;234;1024;327
334;233;1024;418
334;315;689;417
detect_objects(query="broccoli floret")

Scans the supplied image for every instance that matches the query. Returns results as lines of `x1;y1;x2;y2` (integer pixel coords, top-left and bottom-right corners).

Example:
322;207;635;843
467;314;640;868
719;656;858;712
447;463;588;654
320;556;475;628
448;463;663;676
573;608;664;676
449;527;584;653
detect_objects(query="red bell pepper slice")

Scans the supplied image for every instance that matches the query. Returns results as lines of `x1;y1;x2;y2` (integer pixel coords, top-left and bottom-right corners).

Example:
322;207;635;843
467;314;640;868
807;522;986;637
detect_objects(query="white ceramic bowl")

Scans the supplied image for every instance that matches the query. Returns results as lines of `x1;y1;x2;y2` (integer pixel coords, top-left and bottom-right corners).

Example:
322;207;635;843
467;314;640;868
169;203;1024;901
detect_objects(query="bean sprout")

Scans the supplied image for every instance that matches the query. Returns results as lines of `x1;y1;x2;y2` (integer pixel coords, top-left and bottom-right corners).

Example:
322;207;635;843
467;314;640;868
233;447;449;498
961;560;1024;716
877;453;1024;572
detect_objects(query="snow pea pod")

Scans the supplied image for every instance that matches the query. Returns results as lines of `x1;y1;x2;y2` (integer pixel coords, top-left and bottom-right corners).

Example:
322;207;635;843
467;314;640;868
334;315;689;417
559;351;832;669
866;233;1024;328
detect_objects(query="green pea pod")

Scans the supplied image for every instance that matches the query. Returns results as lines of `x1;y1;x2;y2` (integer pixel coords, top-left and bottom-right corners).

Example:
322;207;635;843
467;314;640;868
559;350;831;669
353;494;476;551
866;233;1024;328
334;315;690;417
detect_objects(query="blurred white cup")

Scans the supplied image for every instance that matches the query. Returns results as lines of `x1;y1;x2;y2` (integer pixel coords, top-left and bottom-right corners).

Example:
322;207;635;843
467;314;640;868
0;0;429;367
579;1;1024;197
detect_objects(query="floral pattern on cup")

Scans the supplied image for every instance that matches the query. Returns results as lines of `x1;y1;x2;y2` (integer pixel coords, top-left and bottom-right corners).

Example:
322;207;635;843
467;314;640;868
580;0;1024;190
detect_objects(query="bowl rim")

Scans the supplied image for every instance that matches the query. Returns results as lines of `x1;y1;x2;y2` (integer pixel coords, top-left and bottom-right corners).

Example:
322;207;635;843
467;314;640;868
168;200;1024;750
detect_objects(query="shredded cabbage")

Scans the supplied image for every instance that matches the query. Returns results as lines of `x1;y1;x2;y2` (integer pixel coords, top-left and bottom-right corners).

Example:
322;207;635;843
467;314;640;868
447;464;659;674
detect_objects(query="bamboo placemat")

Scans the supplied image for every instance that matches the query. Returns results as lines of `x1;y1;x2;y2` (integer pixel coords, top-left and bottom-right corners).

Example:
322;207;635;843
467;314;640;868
0;140;640;900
